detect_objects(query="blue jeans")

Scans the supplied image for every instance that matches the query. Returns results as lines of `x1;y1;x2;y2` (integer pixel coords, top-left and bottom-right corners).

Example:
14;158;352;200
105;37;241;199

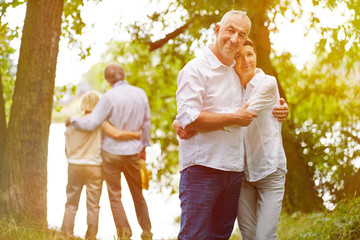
178;165;244;240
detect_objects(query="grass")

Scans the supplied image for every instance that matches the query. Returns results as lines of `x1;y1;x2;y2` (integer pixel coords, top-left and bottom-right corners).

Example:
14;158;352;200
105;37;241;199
230;197;360;240
277;197;360;240
0;212;82;240
1;197;360;239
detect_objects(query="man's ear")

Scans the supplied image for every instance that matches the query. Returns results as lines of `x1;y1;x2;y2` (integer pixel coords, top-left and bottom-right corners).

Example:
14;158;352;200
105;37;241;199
214;24;220;37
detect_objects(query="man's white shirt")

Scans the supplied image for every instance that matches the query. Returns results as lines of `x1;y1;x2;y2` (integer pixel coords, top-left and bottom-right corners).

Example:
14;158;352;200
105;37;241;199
176;47;245;172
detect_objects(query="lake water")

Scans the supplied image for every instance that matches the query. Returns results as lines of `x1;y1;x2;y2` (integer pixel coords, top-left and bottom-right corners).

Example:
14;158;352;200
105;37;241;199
47;123;180;240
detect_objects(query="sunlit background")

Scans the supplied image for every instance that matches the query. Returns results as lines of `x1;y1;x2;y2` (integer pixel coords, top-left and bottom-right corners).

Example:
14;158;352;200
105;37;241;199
4;0;356;239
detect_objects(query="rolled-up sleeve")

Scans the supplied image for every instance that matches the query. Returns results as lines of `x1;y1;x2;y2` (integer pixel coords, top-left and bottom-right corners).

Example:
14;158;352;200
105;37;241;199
248;76;278;114
176;65;205;128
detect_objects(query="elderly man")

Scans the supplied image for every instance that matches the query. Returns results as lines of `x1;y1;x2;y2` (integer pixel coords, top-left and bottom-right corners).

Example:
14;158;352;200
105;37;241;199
175;10;288;240
66;63;152;240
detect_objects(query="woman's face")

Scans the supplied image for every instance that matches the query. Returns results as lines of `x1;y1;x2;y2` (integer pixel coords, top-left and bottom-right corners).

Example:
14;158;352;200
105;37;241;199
234;45;257;78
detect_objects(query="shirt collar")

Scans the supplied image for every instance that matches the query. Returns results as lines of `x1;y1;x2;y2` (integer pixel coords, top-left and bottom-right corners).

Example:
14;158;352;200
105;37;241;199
112;80;129;88
248;68;266;88
205;46;236;70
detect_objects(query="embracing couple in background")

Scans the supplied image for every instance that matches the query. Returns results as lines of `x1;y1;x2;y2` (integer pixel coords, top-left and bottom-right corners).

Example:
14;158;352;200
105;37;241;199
62;63;153;240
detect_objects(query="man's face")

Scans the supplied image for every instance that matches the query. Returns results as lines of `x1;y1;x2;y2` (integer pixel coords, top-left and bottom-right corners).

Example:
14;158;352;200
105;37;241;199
215;15;250;60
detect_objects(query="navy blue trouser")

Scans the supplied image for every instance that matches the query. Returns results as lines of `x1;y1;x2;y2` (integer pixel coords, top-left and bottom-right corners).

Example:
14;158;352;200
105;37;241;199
178;165;244;240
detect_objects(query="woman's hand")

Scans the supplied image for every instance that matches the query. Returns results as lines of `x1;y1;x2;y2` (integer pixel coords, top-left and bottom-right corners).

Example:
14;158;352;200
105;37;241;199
173;120;196;139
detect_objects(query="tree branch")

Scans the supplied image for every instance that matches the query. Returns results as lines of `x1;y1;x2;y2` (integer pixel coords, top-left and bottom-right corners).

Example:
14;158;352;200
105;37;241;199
149;15;197;52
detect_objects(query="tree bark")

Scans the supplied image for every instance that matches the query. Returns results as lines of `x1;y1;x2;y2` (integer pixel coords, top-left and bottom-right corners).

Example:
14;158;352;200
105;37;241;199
340;130;360;199
0;0;64;221
280;124;323;212
0;72;6;165
342;169;360;199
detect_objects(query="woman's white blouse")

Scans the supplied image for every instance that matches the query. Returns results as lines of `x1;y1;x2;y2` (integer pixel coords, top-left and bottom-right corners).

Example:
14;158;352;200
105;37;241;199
242;69;287;182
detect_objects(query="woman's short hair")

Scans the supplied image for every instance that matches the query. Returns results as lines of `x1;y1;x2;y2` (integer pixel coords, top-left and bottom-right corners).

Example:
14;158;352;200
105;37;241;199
104;63;126;85
80;91;101;113
244;38;257;53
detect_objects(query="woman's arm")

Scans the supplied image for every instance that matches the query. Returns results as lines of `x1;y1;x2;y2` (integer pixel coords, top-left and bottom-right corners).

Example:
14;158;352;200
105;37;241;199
102;121;141;140
249;76;289;122
248;77;278;114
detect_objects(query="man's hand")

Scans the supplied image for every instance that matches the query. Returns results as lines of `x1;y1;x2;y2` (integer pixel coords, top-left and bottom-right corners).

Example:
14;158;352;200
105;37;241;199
272;98;289;122
173;120;196;139
65;117;71;127
139;147;146;160
235;102;257;126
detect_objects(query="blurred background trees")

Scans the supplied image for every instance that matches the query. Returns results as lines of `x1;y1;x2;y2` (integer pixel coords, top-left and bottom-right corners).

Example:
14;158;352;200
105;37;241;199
0;0;359;222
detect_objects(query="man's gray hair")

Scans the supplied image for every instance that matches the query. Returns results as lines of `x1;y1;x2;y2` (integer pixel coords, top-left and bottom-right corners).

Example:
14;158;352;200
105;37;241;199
104;63;126;85
219;10;251;30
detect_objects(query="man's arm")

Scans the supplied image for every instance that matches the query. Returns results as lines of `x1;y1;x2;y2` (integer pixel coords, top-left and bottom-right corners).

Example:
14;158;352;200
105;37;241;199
272;98;289;122
103;121;141;140
182;103;257;131
176;64;256;132
173;103;257;139
68;97;111;131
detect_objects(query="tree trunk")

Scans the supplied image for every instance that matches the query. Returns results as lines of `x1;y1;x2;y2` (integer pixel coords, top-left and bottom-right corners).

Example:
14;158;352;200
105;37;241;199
0;0;64;221
281;124;323;212
0;72;6;165
248;10;323;212
342;169;360;199
339;130;360;199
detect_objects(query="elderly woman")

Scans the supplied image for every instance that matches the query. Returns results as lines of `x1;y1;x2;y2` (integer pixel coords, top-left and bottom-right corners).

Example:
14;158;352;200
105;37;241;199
234;39;286;240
